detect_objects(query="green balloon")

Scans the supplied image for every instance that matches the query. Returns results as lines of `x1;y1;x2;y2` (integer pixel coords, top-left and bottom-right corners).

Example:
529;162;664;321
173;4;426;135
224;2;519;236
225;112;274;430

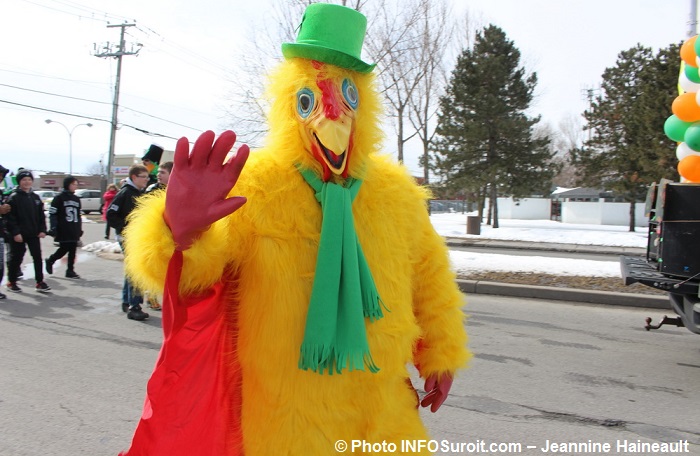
665;115;693;142
686;65;700;83
685;123;700;151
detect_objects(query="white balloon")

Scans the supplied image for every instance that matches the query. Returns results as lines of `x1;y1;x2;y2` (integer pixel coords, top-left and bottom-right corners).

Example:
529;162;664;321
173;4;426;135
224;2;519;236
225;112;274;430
680;72;700;93
676;142;700;161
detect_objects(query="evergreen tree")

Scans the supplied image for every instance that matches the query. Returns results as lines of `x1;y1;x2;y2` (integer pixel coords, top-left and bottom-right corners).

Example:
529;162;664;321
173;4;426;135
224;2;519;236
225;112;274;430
431;25;555;228
571;43;680;231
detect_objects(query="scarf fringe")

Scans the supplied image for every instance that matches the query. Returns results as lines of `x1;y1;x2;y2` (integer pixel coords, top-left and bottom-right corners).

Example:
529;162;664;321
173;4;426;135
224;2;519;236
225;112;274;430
363;291;384;322
299;344;380;375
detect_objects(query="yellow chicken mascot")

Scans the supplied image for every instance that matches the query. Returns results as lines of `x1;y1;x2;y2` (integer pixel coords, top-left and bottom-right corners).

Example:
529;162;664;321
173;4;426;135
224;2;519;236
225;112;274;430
119;4;470;455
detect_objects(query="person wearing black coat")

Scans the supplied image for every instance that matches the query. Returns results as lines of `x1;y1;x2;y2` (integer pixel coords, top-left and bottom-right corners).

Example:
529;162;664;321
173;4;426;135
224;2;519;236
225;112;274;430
45;176;83;279
0;164;10;299
5;170;50;293
107;164;150;321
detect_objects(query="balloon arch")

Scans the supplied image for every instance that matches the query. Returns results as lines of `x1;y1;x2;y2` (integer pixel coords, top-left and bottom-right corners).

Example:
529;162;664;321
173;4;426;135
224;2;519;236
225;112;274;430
664;34;700;182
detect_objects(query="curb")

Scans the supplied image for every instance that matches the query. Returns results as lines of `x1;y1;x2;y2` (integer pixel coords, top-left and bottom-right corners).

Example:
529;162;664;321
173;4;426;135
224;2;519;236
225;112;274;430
456;279;669;310
444;237;646;256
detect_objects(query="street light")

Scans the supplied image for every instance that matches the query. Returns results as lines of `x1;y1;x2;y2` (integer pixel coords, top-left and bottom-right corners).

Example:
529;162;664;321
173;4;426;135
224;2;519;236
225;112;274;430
45;119;93;174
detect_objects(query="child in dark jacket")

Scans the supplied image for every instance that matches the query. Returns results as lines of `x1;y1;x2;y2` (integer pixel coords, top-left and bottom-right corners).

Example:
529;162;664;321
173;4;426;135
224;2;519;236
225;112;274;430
5;170;50;293
45;176;83;279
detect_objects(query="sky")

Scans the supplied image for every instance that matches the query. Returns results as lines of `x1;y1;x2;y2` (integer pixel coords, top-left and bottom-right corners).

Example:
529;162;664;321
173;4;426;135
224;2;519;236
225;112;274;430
0;0;695;177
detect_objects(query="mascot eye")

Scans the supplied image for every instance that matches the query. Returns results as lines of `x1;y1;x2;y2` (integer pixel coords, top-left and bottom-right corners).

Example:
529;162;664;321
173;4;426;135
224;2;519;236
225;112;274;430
297;88;315;118
342;79;359;109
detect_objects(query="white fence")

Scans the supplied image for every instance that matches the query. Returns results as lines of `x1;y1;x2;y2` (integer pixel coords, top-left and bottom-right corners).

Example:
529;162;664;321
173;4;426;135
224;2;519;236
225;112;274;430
562;201;647;226
436;197;648;227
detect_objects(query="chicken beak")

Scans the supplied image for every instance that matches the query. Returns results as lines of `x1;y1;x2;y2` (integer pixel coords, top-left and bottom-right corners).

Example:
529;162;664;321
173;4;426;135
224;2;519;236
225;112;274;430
311;116;352;176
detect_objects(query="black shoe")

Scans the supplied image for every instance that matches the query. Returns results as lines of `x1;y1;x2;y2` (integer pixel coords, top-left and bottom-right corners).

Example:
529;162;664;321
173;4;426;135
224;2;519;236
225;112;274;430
7;282;21;293
45;259;54;275
65;270;80;279
0;292;6;299
35;281;51;293
127;307;149;321
121;302;129;313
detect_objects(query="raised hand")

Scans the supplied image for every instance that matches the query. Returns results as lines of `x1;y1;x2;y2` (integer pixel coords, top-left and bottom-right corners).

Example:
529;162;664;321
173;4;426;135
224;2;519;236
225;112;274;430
164;130;249;251
420;373;453;413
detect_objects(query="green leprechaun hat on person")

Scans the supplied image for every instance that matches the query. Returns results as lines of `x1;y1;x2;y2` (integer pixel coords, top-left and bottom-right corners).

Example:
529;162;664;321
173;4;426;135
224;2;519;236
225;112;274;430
281;3;376;74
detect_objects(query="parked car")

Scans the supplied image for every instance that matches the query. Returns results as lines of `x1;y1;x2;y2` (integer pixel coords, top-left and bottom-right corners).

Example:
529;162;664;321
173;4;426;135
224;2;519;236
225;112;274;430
75;189;103;214
34;190;58;211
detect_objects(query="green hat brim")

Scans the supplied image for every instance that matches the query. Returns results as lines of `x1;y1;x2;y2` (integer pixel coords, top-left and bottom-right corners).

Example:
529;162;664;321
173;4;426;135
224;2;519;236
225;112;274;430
282;43;375;74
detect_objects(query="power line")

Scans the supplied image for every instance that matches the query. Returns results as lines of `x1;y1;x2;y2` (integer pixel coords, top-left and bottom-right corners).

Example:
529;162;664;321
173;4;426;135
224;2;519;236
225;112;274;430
0;83;111;106
18;0;131;24
0;99;184;141
0;68;216;117
0;99;108;123
0;83;208;131
0;84;206;131
23;0;236;78
0;67;110;87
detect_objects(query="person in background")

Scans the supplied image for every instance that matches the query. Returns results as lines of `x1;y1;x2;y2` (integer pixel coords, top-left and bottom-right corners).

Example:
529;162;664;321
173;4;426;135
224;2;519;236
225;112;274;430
141;144;164;188
0;164;10;299
142;161;173;311
45;176;82;279
5;170;50;293
107;164;150;321
145;161;172;194
102;183;118;240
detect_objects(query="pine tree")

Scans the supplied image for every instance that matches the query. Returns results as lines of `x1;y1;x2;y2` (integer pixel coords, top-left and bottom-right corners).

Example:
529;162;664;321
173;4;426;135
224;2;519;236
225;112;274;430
571;43;680;231
431;25;555;228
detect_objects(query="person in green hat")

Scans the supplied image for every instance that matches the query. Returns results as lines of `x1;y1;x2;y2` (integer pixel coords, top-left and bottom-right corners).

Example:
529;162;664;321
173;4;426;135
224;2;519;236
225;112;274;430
119;4;470;455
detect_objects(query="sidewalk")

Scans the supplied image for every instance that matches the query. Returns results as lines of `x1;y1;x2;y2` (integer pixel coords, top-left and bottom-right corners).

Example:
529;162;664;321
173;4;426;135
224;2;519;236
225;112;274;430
445;235;647;256
445;236;668;310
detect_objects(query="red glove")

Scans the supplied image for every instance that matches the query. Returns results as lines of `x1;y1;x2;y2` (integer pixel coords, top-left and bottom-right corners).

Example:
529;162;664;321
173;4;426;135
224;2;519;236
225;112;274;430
420;373;453;413
164;130;249;251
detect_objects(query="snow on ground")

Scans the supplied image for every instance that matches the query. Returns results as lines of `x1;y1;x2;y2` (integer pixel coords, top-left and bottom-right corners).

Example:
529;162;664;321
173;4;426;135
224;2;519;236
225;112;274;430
82;241;123;255
430;213;647;277
430;213;648;247
80;213;647;278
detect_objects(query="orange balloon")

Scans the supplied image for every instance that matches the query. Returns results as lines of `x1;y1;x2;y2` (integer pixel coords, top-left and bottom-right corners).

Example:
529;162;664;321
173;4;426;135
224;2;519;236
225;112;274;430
672;92;700;122
678;154;700;181
681;36;698;67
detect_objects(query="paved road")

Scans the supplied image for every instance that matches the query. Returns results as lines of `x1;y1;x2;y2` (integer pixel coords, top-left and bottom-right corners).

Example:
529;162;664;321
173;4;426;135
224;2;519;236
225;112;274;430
424;294;700;455
1;224;698;455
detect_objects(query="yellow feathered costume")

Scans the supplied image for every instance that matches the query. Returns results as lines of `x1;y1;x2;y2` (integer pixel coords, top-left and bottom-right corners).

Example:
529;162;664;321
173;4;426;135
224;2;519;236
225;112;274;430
120;5;470;455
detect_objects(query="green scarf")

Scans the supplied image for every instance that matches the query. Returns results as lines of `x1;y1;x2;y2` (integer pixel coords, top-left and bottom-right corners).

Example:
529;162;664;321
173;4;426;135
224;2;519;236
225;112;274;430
297;167;383;375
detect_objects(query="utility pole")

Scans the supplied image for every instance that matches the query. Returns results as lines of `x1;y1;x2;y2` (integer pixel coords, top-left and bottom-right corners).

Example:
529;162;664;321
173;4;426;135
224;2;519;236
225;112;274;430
690;0;698;38
94;23;141;186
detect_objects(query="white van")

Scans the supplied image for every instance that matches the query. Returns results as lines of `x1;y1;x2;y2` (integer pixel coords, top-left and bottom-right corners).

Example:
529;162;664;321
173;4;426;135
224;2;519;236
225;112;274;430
75;189;103;214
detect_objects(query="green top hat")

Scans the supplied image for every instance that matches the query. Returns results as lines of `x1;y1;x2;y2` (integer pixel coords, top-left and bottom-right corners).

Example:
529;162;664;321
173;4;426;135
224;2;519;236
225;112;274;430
282;3;375;74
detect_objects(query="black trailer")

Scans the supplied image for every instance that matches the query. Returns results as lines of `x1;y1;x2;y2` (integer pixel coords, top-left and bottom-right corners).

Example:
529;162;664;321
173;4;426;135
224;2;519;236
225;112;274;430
620;179;700;334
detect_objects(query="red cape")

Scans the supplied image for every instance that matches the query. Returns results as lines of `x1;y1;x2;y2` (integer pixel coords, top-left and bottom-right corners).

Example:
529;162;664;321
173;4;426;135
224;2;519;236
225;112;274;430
120;251;243;455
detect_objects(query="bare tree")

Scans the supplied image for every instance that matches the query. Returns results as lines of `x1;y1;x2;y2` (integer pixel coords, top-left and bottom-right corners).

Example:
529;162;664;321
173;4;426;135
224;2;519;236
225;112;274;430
221;0;374;147
362;0;425;163
554;114;585;188
222;0;461;169
405;0;456;183
85;162;103;175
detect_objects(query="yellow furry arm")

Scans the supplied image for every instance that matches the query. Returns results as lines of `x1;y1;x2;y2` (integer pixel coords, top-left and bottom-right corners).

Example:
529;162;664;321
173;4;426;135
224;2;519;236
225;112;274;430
411;215;472;378
123;192;237;295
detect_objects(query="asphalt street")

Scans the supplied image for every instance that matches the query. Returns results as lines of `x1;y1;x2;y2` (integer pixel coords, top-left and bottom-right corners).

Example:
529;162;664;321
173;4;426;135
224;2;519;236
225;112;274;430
0;221;697;455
